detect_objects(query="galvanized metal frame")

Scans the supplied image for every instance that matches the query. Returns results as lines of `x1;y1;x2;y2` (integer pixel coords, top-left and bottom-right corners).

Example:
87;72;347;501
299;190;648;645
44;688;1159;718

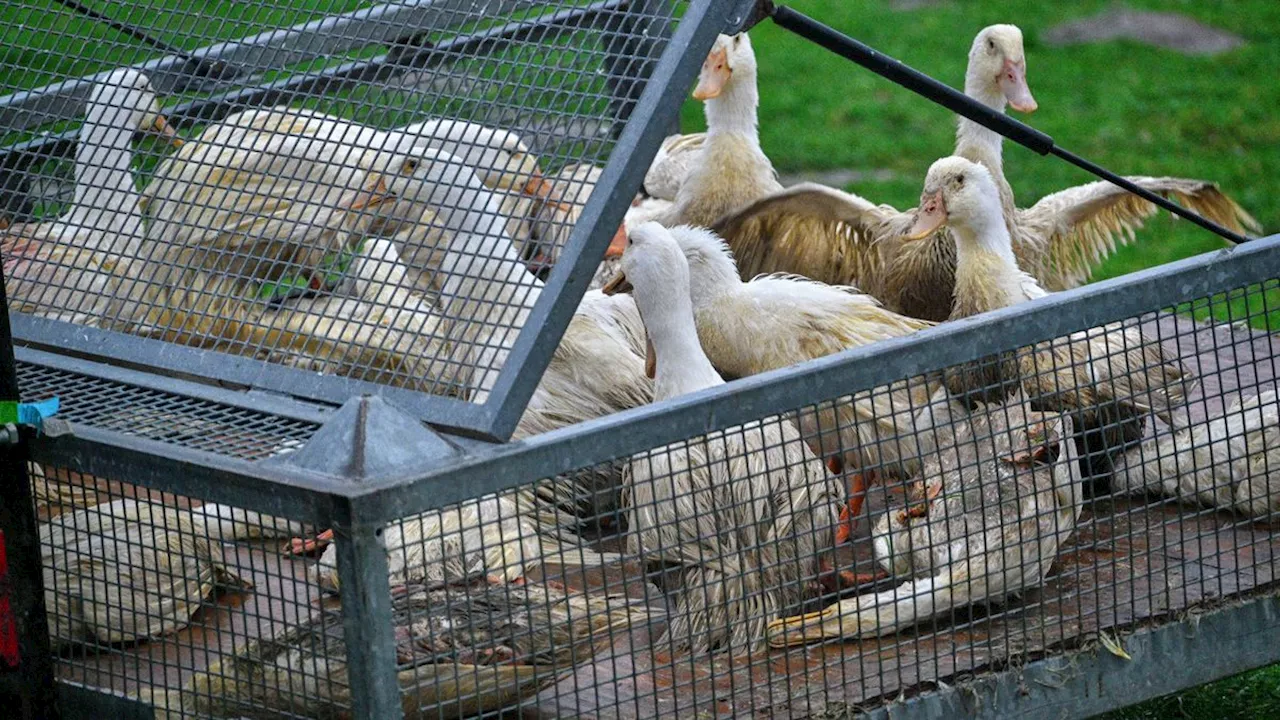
17;231;1280;719
4;0;756;441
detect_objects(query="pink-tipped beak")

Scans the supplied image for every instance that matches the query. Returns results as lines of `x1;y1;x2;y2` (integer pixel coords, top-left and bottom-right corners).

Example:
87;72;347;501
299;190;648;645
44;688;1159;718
906;190;947;240
999;59;1037;113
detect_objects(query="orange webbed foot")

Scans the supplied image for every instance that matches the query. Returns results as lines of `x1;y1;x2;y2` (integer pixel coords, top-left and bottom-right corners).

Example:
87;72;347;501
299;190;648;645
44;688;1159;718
284;528;334;555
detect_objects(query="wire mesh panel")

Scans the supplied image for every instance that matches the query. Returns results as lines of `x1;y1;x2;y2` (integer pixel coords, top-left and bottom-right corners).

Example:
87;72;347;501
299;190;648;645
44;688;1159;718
27;459;341;718
0;0;723;437
298;234;1280;719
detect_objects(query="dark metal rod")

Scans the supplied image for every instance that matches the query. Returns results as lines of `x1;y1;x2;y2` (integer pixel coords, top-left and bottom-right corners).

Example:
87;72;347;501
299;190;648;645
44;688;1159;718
49;0;192;58
769;4;1249;245
0;264;60;718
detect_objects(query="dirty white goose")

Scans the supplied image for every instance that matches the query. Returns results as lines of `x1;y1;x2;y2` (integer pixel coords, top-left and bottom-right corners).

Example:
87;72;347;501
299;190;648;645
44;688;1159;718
607;221;843;656
2;68;181;326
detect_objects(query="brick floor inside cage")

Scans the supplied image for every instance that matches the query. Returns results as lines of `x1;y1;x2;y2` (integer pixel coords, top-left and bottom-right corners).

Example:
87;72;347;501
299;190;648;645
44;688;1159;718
24;311;1278;718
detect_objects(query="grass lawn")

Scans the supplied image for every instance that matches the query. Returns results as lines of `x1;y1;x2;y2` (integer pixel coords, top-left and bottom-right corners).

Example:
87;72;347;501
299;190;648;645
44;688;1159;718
1;0;1278;716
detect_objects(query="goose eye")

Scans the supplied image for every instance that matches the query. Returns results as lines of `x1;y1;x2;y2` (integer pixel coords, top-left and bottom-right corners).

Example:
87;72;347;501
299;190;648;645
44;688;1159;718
401;159;418;174
954;175;965;187
732;36;741;47
986;39;996;52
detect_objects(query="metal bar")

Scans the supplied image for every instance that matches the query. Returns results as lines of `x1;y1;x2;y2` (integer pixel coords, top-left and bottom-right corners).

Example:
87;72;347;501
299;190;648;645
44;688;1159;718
768;4;1250;246
11;315;492;438
48;0;196;59
0;0;541;134
351;233;1280;523
27;424;345;527
332;519;402;720
55;681;153;720
863;592;1280;720
482;0;738;440
0;258;59;719
15;347;337;427
0;0;624;174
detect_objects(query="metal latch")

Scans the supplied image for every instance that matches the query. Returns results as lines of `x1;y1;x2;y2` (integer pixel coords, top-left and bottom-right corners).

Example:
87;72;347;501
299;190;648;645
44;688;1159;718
0;397;71;445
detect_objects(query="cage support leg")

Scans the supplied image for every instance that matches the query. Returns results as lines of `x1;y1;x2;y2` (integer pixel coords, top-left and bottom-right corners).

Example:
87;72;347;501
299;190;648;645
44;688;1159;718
334;521;403;720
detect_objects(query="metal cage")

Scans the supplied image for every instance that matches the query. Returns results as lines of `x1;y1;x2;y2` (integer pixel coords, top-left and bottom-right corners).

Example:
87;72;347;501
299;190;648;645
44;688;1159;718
1;0;1278;719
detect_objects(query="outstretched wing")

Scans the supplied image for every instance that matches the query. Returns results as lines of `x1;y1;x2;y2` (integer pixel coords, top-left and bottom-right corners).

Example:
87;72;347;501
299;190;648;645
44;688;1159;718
710;182;908;293
1017;177;1261;291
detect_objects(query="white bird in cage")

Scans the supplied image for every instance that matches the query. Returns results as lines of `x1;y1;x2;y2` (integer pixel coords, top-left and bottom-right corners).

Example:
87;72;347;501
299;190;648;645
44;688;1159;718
140;106;577;293
768;392;1083;645
706;25;1258;322
1111;389;1280;519
603;220;844;657
908;156;1194;477
2;68;183;325
602;224;936;544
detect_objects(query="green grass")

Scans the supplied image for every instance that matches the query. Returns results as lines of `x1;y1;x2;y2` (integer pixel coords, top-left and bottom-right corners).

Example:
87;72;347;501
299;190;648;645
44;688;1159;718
2;0;1278;715
678;0;1279;299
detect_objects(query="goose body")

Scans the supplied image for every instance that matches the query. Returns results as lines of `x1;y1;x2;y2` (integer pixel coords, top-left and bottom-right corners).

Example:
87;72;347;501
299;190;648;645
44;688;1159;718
42;499;307;645
657;33;781;230
1111;390;1280;519
916;156;1193;473
769;393;1082;645
2;69;180;325
145;577;654;719
141;108;560;297
607;222;842;656
606;224;934;477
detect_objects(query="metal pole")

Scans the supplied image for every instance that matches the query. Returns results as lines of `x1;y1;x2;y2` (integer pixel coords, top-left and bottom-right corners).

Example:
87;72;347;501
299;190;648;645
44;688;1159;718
0;265;60;718
769;4;1250;246
333;519;402;720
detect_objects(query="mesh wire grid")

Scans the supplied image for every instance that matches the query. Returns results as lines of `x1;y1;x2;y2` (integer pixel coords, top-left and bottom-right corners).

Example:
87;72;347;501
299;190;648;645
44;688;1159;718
313;273;1277;718
16;252;1280;716
0;0;695;432
28;461;340;718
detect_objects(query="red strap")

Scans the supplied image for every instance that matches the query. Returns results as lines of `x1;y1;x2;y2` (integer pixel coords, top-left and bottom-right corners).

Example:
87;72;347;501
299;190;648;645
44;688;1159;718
0;530;19;668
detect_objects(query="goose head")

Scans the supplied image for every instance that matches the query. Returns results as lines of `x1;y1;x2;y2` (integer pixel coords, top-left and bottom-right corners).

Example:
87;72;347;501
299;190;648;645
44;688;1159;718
86;69;182;145
602;222;702;380
400;118;566;211
693;32;757;102
667;224;741;305
967;24;1036;113
351;148;504;230
906;156;1007;246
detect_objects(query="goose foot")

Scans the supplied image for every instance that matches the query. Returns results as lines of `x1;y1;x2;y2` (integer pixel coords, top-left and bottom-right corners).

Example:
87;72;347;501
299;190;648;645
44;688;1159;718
816;557;888;595
768;604;844;648
284;528;333;556
835;471;875;545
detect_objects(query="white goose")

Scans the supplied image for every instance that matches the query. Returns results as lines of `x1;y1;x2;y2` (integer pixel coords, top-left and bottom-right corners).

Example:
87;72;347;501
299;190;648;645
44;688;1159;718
604;221;842;657
2;68;181;325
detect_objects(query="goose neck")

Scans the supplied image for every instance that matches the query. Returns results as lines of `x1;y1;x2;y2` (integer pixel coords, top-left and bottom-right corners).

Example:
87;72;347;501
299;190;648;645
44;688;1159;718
638;290;722;400
704;73;760;139
954;80;1007;174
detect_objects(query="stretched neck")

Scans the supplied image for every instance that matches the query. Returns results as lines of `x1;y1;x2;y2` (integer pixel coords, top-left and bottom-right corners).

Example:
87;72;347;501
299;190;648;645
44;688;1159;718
952;204;1018;268
67;120;142;251
955;73;1007;175
638;287;723;401
704;70;760;139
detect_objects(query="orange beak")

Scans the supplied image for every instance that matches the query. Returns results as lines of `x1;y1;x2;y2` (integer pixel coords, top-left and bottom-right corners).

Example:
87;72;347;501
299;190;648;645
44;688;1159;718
604;223;628;259
905;190;947;240
521;169;574;214
151;115;184;147
345;176;392;211
999;59;1037;114
692;46;731;101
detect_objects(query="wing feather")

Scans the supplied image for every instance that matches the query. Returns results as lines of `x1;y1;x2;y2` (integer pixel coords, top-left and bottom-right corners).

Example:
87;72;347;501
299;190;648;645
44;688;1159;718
1017;177;1261;291
710;183;907;293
